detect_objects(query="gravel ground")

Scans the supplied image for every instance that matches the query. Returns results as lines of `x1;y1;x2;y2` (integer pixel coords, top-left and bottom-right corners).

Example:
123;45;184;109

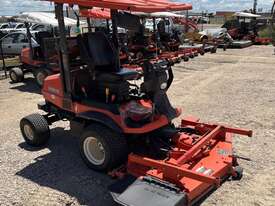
0;45;275;206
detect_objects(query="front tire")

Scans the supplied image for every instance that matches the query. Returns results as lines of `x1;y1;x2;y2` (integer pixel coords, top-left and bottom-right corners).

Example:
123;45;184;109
9;67;24;83
232;166;243;180
80;124;128;172
211;47;217;54
183;56;189;62
34;69;50;87
20;113;50;147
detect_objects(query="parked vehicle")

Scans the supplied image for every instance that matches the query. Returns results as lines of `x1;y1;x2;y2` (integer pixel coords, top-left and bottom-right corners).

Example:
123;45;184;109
0;23;27;34
0;23;10;29
30;23;51;32
0;31;39;55
222;12;272;45
8;12;80;86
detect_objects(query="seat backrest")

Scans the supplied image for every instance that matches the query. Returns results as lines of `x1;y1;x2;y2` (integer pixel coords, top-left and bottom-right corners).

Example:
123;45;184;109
33;31;53;59
35;31;53;46
77;32;120;72
157;20;166;34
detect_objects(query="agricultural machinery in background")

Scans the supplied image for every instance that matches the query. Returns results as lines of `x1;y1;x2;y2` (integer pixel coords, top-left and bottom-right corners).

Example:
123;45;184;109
19;1;252;206
7;12;80;86
222;12;272;45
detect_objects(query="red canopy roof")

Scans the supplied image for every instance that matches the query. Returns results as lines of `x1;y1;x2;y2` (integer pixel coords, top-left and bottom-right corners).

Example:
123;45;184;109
80;8;111;19
44;0;192;13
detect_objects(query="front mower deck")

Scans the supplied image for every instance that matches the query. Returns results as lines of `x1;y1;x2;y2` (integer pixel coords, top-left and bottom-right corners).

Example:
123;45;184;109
110;117;252;206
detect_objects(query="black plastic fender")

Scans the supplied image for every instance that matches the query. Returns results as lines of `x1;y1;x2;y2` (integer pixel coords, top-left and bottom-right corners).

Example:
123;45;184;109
76;111;123;133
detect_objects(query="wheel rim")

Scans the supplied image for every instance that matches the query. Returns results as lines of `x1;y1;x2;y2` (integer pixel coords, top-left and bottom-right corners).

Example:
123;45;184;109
36;72;46;86
83;137;105;165
10;72;17;81
23;124;34;141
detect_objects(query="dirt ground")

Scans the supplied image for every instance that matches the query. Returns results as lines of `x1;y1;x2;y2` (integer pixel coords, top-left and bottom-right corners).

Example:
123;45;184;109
0;45;275;206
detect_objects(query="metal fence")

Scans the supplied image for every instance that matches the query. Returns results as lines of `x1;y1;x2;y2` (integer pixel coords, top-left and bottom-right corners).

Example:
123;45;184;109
209;16;226;25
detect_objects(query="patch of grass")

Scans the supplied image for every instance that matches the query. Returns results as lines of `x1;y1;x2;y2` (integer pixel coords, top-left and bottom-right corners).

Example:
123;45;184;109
0;57;20;68
258;26;275;38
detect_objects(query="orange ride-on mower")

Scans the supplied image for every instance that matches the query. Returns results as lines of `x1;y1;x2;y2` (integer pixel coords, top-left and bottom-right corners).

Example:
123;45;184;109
20;2;252;206
9;29;55;87
9;30;80;87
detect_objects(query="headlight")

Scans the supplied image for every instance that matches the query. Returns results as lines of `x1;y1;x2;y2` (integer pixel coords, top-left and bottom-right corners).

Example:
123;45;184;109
160;82;167;90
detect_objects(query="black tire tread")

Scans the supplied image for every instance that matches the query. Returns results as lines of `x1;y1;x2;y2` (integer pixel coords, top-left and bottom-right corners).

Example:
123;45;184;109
9;67;24;83
80;123;128;171
34;68;50;87
20;113;50;147
211;47;217;54
232;166;243;180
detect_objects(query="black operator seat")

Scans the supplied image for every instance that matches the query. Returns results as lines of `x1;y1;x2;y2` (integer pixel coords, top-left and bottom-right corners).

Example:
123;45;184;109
74;32;139;104
77;31;138;81
34;31;53;59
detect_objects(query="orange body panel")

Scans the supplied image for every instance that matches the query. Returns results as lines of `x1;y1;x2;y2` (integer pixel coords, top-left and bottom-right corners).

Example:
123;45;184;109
48;0;192;13
21;48;44;66
42;74;169;134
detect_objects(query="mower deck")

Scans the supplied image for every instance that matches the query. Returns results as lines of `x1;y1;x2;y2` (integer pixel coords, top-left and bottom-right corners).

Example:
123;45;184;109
110;117;252;206
179;44;214;54
229;40;253;48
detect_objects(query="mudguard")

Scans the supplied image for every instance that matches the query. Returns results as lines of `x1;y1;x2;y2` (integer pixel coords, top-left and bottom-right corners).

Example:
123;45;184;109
76;111;123;133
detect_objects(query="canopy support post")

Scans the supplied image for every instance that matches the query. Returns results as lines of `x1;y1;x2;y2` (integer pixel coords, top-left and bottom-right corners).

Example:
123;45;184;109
111;10;119;48
87;17;92;32
111;9;121;68
25;22;33;61
153;17;156;32
186;10;189;33
106;19;110;33
153;17;159;57
55;3;72;109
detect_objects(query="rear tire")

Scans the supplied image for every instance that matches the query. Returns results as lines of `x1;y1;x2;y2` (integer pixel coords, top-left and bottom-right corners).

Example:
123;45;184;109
80;123;128;172
34;69;50;87
20;113;50;147
232;166;243;180
183;56;189;62
9;67;24;83
211;47;217;54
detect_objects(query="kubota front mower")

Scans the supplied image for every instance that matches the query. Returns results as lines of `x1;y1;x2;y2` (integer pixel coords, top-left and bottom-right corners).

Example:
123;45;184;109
8;12;82;87
8;29;55;86
20;1;252;206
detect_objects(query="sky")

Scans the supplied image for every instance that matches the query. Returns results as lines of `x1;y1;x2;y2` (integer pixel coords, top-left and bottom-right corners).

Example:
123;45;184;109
0;0;274;16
